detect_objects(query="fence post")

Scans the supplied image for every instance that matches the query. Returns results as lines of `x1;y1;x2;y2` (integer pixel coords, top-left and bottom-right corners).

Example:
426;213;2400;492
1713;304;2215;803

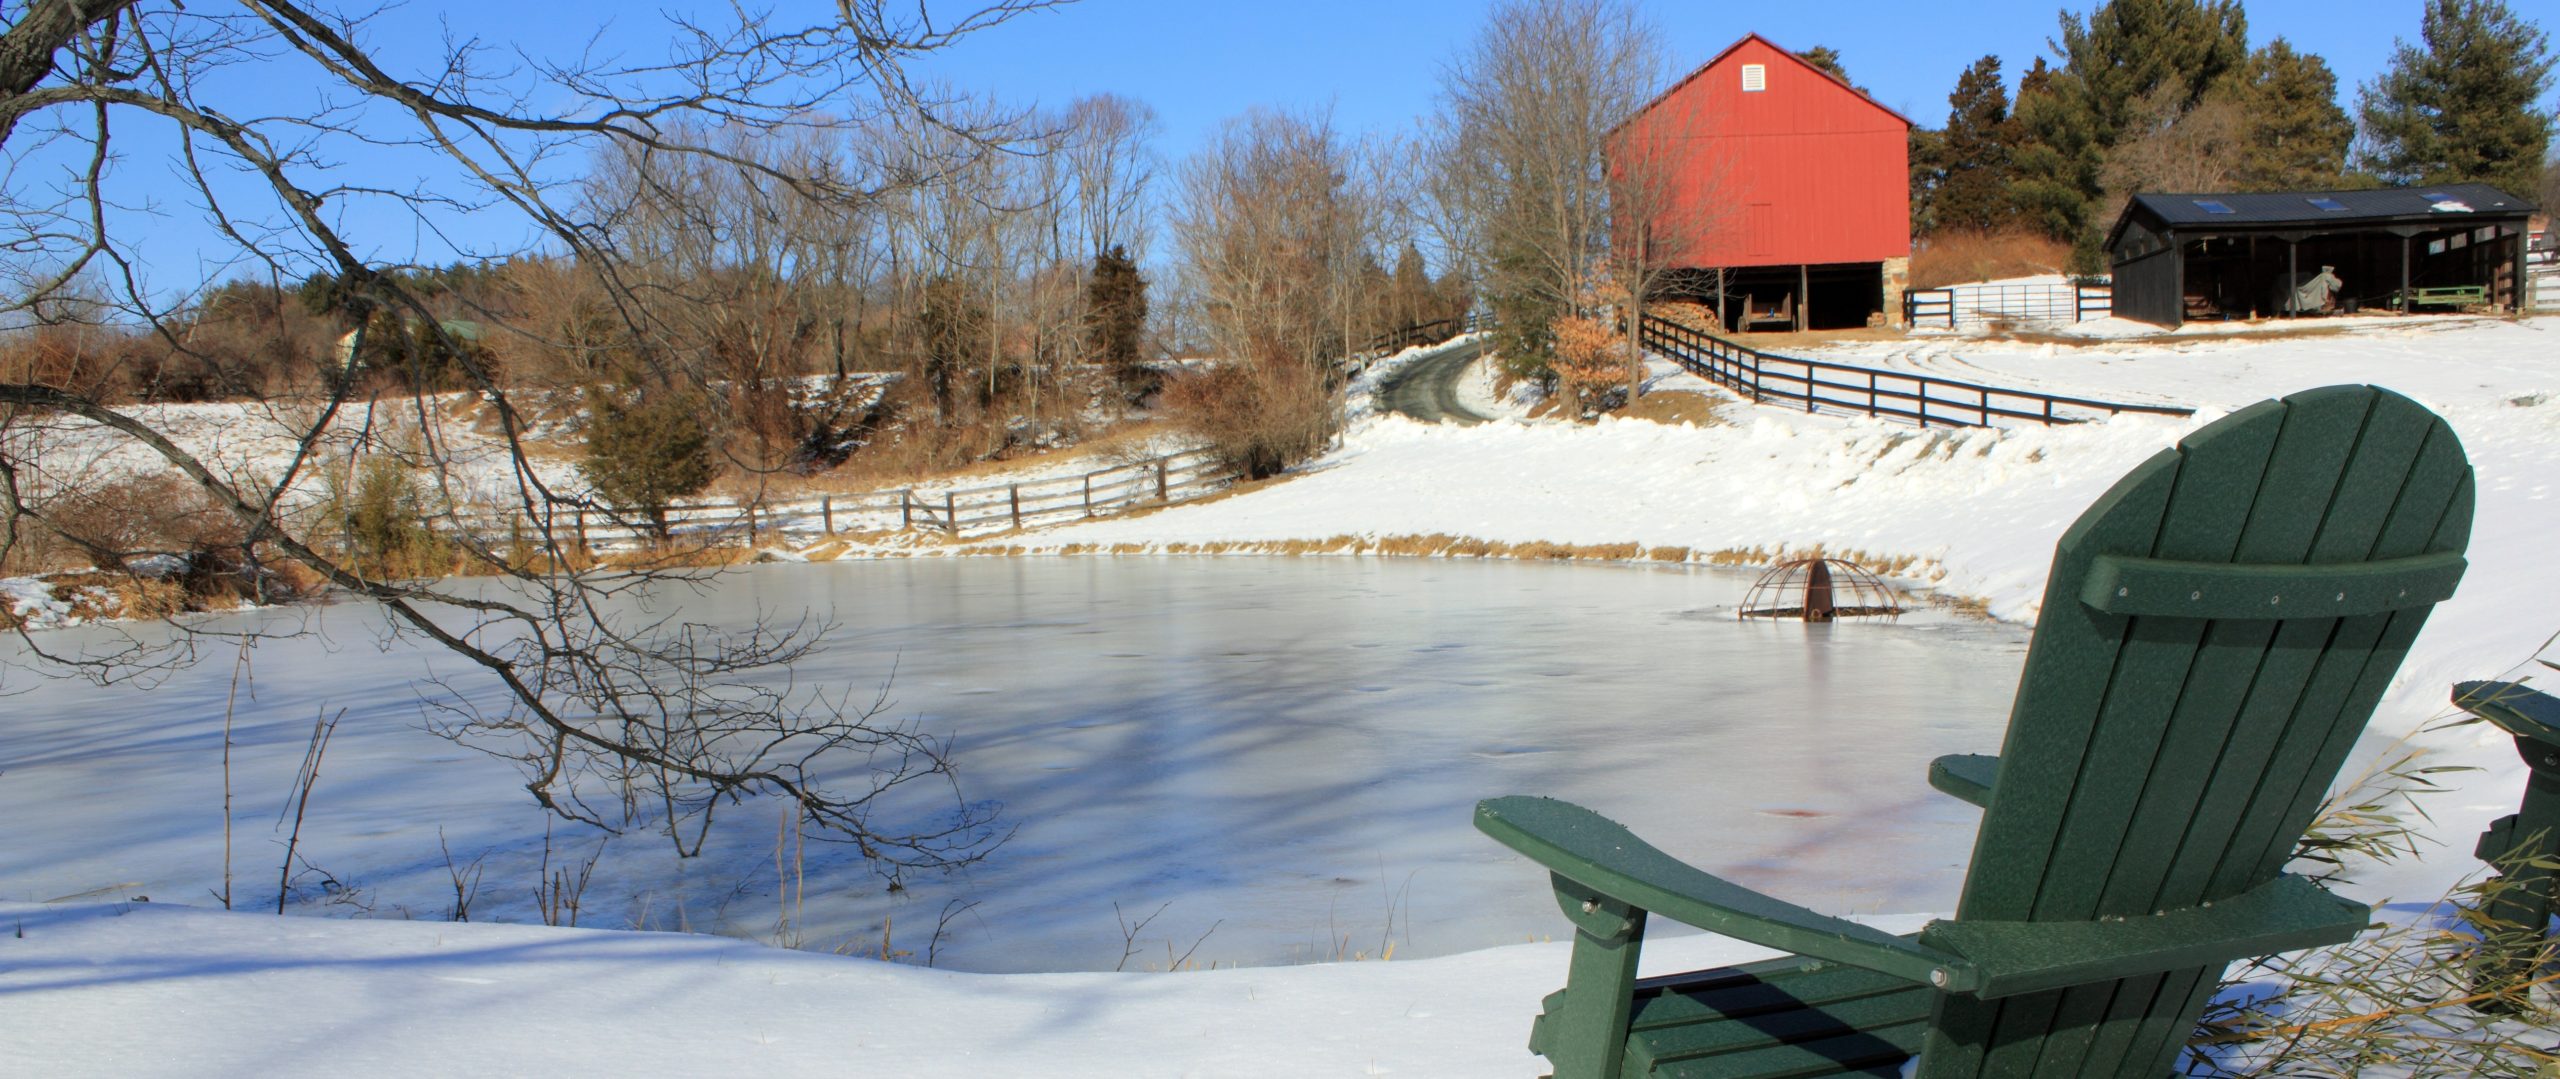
1010;485;1022;530
945;491;957;537
1917;381;1930;429
1083;474;1094;517
822;495;833;535
1157;459;1170;501
900;489;912;531
574;510;589;556
745;501;758;543
1868;371;1878;416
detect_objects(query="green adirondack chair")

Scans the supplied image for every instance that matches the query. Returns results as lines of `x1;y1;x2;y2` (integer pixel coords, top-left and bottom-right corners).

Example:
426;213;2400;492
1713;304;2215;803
2447;679;2560;1003
1478;384;2473;1078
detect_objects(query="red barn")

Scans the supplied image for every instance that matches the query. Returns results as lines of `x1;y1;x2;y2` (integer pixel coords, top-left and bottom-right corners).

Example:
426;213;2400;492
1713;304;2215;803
1614;35;1913;330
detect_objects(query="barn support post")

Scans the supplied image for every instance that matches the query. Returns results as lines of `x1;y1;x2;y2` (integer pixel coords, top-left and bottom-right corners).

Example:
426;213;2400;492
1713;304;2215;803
1796;264;1810;331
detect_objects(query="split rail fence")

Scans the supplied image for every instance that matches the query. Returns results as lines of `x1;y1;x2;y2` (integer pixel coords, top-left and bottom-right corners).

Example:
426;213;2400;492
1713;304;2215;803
446;447;1232;552
1635;314;2191;429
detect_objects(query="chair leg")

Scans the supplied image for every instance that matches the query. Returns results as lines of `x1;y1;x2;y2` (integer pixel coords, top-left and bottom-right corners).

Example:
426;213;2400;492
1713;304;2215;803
1543;874;1649;1079
2473;738;2560;1009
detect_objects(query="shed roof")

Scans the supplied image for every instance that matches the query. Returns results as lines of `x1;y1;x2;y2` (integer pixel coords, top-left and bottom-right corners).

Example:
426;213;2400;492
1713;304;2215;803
2123;183;2535;232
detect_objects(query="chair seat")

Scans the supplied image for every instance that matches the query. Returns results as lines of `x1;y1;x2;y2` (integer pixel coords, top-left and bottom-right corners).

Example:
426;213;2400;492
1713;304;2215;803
1533;951;1930;1077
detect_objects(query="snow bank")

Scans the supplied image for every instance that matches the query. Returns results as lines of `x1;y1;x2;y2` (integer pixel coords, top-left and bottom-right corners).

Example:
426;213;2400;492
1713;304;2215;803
2;899;1919;1077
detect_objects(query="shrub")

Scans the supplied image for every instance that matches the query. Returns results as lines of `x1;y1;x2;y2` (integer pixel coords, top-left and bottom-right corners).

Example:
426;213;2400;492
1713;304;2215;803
579;386;717;541
1909;228;2074;290
329;454;457;580
1161;361;1331;480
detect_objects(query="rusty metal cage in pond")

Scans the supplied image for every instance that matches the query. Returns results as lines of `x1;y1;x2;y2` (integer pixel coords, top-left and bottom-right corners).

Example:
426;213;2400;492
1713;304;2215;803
1738;558;1904;621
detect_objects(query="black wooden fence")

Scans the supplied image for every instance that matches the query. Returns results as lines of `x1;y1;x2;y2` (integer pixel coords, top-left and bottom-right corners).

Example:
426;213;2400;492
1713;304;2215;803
1637;314;2191;429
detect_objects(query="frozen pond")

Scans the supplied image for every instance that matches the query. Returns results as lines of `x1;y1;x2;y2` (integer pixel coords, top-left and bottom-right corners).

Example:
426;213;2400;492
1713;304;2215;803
0;557;2028;973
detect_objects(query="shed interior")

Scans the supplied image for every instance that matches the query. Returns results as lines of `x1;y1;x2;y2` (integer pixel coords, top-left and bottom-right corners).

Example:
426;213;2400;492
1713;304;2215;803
2177;221;2531;320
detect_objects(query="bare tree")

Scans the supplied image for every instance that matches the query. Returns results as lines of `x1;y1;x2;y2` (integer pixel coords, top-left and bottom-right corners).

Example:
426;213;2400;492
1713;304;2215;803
1061;94;1161;263
0;1;1058;870
1426;0;1665;397
2098;78;2250;233
1169;108;1381;476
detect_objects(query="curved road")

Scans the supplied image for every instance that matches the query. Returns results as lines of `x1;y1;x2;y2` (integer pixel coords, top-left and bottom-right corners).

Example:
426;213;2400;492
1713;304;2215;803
1376;336;1496;425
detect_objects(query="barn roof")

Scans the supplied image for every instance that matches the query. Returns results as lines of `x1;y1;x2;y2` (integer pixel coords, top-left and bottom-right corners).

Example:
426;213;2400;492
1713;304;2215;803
1615;32;1914;135
2120;183;2535;233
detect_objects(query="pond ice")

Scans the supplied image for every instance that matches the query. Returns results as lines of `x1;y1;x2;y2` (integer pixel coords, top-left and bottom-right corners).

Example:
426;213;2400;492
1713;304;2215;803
0;556;2025;973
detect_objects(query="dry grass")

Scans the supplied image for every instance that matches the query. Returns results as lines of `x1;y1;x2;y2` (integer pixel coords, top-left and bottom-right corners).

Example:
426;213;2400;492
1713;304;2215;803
1618;389;1734;427
1910;228;2072;290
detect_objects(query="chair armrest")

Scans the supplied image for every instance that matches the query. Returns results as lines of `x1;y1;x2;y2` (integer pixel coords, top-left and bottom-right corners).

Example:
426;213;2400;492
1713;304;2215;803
1475;796;1976;991
1929;754;1998;808
2453;680;2560;750
1918;875;2371;998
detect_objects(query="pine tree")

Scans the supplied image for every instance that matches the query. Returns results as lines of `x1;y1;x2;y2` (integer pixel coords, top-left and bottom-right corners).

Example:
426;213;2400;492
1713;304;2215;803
2012;0;2251;267
1084;245;1148;390
1909;126;1949;237
580;387;717;543
2356;0;2555;200
2008;58;2093;245
2057;0;2249;144
1935;55;2019;232
2233;39;2355;190
1797;45;1859;92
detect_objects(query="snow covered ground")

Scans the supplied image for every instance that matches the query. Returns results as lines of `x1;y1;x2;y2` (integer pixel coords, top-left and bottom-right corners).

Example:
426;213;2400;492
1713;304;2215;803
7;314;2560;1075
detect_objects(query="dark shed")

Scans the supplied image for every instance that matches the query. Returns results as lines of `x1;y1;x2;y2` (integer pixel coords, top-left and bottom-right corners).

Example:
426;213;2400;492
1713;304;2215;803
2106;183;2538;327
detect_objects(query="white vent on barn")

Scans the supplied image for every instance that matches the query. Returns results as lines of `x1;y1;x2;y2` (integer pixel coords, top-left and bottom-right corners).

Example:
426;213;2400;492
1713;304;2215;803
1740;64;1767;92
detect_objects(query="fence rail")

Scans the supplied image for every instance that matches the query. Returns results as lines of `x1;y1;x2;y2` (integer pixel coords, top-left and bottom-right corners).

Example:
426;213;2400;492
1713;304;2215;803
1637;313;2191;429
440;447;1233;551
1902;281;2113;328
1358;311;1491;358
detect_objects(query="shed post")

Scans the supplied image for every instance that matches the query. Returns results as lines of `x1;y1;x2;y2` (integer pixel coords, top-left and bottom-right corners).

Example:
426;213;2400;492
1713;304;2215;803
2287;242;2299;317
2516;225;2532;313
2171;231;2186;328
2400;235;2412;314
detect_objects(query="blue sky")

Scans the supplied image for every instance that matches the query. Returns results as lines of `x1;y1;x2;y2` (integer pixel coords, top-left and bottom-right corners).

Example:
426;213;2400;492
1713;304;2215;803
904;0;2435;151
57;1;2522;290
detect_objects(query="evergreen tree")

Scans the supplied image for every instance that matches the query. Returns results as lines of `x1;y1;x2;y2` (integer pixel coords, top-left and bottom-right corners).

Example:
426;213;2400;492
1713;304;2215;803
2012;0;2250;266
2233;39;2355;190
1909;126;1949;237
2008;58;2093;245
2056;0;2249;144
1935;55;2020;232
2356;0;2555;199
1084;245;1149;391
580;387;717;543
1798;45;1859;92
